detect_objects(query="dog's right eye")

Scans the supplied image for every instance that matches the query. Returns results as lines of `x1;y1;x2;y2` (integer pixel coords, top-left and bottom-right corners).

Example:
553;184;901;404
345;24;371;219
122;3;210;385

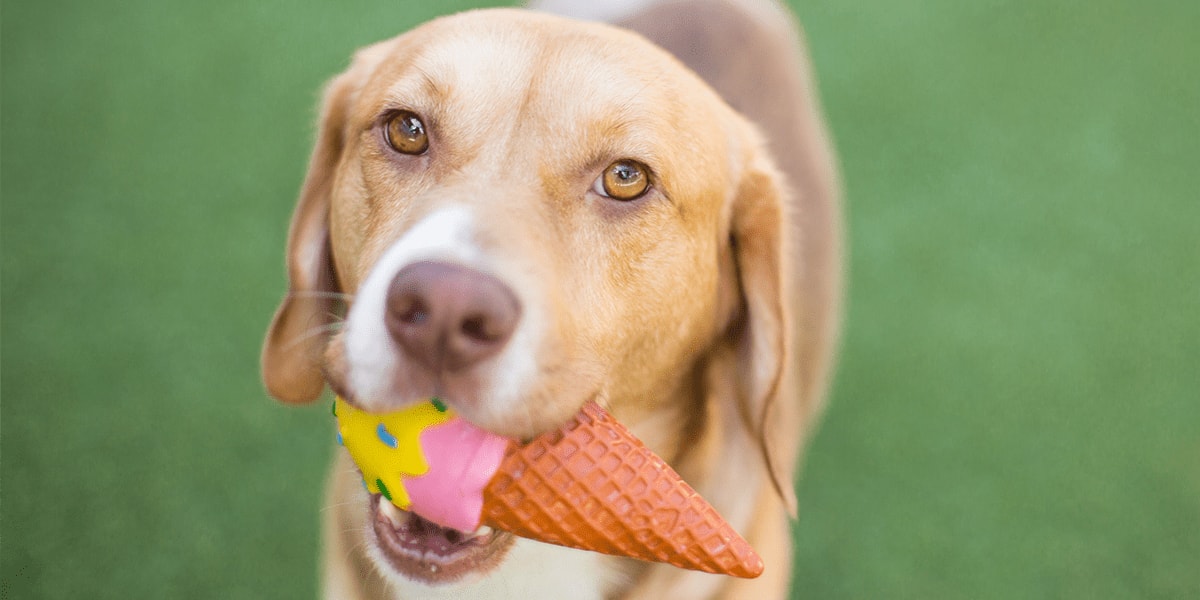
384;111;429;155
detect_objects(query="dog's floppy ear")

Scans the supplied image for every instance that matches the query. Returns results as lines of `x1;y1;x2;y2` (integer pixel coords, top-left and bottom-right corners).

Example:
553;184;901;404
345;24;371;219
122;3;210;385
261;70;359;404
727;147;799;516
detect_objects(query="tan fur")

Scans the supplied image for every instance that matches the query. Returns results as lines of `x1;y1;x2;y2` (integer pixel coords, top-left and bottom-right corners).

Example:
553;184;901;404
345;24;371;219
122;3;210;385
262;3;840;598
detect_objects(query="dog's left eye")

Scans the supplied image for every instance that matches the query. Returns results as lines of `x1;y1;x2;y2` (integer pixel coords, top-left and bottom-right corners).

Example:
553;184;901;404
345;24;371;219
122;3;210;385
384;110;429;155
592;159;651;201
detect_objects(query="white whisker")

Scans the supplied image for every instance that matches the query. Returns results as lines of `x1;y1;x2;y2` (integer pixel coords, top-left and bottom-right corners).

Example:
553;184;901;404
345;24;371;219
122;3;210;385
283;322;344;351
286;290;356;302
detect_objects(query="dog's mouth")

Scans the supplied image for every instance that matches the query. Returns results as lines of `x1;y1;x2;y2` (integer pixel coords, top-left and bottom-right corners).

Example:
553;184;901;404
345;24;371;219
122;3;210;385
368;493;516;584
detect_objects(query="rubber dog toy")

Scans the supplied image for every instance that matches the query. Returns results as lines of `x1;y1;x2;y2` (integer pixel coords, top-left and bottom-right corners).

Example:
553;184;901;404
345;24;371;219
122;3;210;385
333;397;763;578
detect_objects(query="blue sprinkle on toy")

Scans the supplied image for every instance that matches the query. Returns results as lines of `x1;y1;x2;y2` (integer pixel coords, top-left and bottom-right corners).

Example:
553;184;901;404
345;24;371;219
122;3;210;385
376;423;399;448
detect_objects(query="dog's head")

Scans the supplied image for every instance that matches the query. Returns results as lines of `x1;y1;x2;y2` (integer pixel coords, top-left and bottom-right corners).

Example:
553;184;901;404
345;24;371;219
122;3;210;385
261;8;794;591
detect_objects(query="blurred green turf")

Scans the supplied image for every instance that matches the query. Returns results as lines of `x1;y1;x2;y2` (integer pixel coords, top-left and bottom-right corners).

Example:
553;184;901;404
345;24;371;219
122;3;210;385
2;0;1197;598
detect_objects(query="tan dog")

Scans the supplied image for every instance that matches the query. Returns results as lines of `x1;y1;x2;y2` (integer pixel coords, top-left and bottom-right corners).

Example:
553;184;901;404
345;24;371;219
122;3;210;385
261;0;840;597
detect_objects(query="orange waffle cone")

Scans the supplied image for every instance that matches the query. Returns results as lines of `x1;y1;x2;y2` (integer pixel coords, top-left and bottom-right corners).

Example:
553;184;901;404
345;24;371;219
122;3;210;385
481;402;764;578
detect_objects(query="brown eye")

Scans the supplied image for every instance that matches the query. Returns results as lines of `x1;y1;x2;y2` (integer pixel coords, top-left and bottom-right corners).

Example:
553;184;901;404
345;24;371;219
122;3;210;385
595;159;651;201
384;110;429;155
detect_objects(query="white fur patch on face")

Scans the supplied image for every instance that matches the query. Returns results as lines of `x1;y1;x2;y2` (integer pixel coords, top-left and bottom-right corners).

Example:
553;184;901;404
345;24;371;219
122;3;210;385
372;539;622;600
469;299;542;429
342;206;543;423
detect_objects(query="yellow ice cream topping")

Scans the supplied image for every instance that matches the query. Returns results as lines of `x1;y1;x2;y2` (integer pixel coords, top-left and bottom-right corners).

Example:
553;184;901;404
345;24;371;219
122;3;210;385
333;396;453;508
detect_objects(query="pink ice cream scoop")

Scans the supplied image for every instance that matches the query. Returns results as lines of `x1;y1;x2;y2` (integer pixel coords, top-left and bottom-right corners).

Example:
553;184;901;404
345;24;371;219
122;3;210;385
402;417;510;532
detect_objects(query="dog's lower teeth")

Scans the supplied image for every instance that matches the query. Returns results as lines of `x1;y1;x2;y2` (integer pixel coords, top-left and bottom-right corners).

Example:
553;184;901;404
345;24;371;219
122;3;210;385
376;495;492;543
377;498;406;527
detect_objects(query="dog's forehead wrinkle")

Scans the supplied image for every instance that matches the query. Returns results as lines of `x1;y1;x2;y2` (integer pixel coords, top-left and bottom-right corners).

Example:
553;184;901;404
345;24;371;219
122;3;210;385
376;67;445;119
418;30;535;121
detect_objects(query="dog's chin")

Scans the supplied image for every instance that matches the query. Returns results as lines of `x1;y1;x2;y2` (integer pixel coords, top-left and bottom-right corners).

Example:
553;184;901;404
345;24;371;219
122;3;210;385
366;493;516;585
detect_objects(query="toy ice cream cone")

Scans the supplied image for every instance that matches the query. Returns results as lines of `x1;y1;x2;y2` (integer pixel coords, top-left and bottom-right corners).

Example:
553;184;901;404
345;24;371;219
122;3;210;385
334;397;764;578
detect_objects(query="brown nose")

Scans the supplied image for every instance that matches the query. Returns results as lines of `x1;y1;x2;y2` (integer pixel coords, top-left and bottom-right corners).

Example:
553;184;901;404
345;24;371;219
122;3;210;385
384;261;521;372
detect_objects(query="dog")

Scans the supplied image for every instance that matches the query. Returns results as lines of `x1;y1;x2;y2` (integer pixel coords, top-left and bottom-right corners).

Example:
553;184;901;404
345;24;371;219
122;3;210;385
260;0;840;597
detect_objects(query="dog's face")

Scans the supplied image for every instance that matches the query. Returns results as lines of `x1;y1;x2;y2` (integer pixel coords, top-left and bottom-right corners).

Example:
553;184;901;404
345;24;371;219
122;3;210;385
262;8;792;594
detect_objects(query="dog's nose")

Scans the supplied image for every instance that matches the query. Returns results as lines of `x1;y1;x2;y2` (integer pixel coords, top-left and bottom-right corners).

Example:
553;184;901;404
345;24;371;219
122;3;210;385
385;261;521;372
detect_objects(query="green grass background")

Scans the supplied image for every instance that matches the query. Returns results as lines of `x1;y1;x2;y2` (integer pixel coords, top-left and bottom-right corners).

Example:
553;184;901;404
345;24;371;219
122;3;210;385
2;0;1197;597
